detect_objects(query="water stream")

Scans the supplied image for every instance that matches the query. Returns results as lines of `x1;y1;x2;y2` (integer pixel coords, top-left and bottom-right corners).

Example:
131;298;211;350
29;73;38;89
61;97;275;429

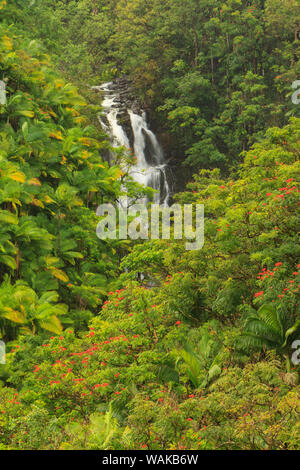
94;82;171;206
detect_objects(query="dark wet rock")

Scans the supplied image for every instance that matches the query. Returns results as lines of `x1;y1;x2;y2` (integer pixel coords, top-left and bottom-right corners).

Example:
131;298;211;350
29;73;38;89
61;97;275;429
93;77;144;149
92;78;180;200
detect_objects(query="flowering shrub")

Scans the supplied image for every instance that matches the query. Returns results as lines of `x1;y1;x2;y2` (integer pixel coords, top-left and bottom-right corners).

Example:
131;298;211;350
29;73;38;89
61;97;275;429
0;0;299;448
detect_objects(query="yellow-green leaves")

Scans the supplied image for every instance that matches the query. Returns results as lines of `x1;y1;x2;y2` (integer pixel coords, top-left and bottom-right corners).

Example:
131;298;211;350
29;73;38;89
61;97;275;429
2;34;12;51
0;210;18;225
0;282;68;334
0;15;124;342
48;267;69;283
38;315;62;334
1;307;26;324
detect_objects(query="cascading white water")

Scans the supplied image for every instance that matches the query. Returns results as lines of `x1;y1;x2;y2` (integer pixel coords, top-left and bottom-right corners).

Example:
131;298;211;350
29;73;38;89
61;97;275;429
93;82;170;206
97;83;130;149
0;81;7;105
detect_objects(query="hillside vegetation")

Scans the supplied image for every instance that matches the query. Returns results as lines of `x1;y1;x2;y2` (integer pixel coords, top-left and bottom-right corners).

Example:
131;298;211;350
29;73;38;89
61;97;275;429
0;0;299;450
12;0;300;172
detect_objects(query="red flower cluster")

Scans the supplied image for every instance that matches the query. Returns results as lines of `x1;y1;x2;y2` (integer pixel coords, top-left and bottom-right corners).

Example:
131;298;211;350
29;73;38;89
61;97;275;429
254;291;264;298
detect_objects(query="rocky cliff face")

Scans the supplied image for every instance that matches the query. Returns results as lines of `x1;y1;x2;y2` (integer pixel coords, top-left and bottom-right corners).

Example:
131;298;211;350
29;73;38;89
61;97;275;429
93;78;190;195
93;78;173;204
93;77;143;150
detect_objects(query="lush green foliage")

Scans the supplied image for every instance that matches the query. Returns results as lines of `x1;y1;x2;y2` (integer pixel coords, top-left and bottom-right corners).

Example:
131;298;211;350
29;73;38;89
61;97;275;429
0;0;299;451
0;1;149;340
12;0;300;173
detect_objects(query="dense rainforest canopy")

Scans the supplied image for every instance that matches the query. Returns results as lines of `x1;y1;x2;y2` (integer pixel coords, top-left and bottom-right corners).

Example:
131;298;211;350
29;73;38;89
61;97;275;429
0;0;299;451
11;0;300;173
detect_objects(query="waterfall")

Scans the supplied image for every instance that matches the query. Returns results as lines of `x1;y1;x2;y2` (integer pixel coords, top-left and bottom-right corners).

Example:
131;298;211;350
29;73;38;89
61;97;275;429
93;82;171;206
0;81;7;105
